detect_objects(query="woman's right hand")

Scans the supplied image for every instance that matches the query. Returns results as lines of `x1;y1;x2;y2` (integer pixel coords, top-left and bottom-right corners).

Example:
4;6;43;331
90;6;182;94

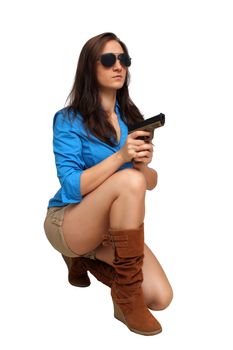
118;130;151;163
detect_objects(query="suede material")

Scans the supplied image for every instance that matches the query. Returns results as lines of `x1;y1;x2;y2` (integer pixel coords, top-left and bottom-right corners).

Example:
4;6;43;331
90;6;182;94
104;223;162;334
103;223;144;258
62;255;115;288
62;255;91;287
87;259;116;287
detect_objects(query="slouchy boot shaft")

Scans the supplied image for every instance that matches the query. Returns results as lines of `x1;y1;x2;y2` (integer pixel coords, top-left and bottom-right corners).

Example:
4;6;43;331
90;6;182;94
103;223;162;336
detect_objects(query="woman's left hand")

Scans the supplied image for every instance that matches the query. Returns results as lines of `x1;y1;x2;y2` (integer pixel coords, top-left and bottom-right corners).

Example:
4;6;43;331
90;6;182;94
132;140;154;169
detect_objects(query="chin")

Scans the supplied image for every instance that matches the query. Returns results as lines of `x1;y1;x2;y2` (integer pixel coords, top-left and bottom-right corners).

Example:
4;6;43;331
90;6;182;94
111;82;125;90
100;82;125;91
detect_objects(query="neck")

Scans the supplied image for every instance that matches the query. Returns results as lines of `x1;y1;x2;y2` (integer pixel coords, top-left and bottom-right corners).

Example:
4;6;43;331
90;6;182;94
99;88;117;118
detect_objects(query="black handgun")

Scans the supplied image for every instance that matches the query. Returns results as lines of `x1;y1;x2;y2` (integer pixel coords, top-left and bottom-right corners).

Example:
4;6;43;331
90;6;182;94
128;113;165;141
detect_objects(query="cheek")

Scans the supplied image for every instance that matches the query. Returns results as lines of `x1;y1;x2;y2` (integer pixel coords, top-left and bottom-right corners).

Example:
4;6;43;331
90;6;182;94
96;67;109;85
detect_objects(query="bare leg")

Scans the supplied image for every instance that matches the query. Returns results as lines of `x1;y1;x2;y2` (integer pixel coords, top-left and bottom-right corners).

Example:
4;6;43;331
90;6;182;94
109;190;146;229
61;167;173;310
95;175;146;262
95;178;173;311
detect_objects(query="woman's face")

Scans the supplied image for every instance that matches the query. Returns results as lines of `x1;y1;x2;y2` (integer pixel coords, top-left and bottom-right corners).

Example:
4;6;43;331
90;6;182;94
96;40;128;92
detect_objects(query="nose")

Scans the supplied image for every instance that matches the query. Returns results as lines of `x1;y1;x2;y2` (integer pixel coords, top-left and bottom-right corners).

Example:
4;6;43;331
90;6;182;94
113;58;123;71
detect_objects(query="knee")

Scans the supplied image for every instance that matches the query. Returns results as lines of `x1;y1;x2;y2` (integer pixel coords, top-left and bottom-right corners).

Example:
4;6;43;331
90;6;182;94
148;287;174;311
118;168;147;194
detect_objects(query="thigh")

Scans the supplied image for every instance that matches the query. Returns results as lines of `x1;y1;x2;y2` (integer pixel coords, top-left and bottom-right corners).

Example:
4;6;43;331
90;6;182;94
62;168;145;255
141;243;173;310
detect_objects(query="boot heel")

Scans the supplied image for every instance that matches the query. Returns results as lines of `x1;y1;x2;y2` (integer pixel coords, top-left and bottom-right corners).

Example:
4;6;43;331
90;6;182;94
113;300;127;324
112;299;162;336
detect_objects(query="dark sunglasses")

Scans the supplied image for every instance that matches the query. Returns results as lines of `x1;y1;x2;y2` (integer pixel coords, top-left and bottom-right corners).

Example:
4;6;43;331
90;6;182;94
98;52;131;68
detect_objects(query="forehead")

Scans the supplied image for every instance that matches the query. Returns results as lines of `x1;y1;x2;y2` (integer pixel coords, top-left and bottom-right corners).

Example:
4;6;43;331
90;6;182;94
101;40;124;54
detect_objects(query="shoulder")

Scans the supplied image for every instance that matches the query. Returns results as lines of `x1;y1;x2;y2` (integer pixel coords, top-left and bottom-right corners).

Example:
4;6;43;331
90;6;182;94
53;107;84;130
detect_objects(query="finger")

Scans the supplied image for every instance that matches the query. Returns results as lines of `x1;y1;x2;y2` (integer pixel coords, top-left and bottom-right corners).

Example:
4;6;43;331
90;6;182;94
137;145;153;152
130;139;148;146
129;130;151;139
135;150;150;158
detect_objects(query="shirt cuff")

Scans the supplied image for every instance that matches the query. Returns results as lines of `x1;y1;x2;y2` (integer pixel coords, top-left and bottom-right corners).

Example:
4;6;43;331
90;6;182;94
61;170;84;203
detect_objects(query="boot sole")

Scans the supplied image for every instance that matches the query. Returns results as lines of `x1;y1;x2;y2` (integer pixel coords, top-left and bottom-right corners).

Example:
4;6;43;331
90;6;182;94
113;300;162;336
68;278;91;287
69;281;90;287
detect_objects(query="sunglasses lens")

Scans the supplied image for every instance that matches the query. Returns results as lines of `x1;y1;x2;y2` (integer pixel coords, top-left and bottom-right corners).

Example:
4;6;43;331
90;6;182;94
99;53;131;68
100;53;116;67
119;53;131;67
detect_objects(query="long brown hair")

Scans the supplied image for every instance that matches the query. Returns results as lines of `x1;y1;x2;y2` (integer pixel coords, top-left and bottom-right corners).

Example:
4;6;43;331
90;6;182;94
64;32;144;146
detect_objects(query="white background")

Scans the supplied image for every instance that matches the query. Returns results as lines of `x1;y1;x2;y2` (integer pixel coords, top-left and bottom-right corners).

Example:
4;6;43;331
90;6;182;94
1;0;232;348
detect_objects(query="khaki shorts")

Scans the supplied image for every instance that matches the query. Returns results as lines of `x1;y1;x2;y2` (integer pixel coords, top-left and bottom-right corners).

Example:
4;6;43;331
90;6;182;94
43;205;97;259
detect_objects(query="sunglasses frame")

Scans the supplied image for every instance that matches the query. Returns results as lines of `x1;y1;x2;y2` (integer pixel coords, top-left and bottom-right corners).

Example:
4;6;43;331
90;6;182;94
98;52;131;68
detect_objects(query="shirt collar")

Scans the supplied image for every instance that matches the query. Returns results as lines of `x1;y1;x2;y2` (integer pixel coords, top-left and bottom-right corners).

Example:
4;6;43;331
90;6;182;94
115;99;120;112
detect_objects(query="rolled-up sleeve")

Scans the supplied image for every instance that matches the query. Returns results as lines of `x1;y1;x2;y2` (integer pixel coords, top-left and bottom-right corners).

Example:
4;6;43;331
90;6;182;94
53;112;85;203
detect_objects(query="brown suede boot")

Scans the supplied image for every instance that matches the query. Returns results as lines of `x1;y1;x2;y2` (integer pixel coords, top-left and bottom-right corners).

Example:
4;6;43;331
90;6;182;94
62;255;91;287
62;254;116;288
102;222;162;336
86;259;116;288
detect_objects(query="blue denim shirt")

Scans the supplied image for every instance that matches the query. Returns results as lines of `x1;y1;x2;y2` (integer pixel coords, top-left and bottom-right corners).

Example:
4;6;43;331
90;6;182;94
48;101;133;208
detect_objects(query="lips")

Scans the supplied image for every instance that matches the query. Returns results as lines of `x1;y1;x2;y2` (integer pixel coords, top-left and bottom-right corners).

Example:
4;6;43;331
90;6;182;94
113;75;123;79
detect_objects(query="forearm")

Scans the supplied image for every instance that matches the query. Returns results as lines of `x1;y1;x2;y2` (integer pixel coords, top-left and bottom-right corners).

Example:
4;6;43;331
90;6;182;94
133;163;158;190
80;151;125;196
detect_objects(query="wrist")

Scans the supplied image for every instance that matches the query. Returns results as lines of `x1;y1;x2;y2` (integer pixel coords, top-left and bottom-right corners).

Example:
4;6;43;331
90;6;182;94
115;151;126;165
